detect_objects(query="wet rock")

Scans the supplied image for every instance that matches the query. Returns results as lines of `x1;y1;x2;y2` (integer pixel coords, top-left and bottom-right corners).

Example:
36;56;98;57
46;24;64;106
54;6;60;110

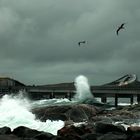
34;132;55;140
107;105;140;120
12;126;53;139
95;122;126;134
0;127;11;134
52;135;82;140
41;113;68;121
20;138;36;140
81;133;98;140
127;126;140;135
0;134;21;140
58;125;85;136
91;116;113;123
67;107;88;122
62;104;98;122
97;132;127;140
129;133;140;140
58;123;94;137
13;126;41;138
33;104;99;122
32;105;71;121
64;120;74;126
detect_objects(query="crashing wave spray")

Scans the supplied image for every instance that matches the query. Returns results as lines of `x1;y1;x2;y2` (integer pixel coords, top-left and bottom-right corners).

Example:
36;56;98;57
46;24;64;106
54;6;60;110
73;75;94;101
0;94;64;135
73;75;104;105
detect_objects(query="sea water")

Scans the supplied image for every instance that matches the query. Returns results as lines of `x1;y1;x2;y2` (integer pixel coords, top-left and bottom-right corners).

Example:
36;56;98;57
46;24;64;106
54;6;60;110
0;75;139;135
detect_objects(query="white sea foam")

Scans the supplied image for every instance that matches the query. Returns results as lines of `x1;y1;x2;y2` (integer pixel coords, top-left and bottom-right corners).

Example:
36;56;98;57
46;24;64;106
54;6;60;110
0;94;64;135
30;98;73;109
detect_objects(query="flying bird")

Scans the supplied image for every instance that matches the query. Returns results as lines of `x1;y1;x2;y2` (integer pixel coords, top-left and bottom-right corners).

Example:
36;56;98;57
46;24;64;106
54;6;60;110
78;41;86;46
116;23;126;35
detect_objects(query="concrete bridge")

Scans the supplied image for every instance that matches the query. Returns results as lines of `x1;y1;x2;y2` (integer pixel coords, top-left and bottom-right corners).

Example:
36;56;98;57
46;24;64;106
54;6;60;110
0;74;140;107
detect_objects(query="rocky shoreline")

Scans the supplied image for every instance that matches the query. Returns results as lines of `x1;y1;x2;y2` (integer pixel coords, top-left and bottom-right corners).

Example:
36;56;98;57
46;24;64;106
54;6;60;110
0;104;140;140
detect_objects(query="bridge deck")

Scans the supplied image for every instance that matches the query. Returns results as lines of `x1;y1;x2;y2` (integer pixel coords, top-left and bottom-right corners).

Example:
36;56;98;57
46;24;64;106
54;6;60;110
0;85;140;107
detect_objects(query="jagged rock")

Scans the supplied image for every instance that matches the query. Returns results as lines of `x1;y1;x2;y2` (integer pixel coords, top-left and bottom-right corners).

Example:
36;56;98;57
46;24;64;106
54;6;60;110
65;104;98;122
0;127;11;135
32;105;71;121
32;104;100;122
106;104;140;120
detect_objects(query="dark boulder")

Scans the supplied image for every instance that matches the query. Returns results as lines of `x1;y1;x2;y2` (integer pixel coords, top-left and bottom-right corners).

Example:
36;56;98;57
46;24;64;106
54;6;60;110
13;126;41;138
97;132;127;140
12;126;54;139
34;132;55;140
95;122;126;134
0;127;11;135
58;125;85;136
58;123;95;136
129;133;140;140
127;126;140;135
52;135;82;140
0;134;21;140
81;133;98;140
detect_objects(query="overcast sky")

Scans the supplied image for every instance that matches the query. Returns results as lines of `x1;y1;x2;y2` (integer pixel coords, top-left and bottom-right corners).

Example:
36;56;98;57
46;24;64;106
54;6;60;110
0;0;140;85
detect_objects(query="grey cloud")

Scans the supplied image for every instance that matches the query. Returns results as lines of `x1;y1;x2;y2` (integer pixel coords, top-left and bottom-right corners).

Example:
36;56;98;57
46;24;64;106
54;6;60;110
0;0;140;85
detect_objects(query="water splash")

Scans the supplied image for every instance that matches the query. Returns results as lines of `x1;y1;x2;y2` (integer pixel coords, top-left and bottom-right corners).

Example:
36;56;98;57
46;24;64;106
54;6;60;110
73;75;94;101
73;75;105;106
0;94;64;135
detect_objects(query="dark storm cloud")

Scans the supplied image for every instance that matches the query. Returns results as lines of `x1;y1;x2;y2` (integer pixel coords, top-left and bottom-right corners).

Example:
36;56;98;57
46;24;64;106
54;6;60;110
0;0;140;85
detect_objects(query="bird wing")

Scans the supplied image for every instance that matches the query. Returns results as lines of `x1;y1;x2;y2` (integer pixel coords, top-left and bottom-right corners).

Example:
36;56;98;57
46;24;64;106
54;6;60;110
116;23;126;35
116;27;120;35
121;23;125;27
78;42;81;46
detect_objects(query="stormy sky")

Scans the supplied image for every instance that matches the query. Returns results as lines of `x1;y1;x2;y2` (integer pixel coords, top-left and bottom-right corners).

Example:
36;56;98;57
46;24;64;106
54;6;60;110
0;0;140;85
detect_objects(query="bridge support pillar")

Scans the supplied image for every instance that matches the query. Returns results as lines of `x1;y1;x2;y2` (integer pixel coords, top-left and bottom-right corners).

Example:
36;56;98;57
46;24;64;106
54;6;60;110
65;92;68;98
50;92;54;99
130;95;134;105
68;92;72;101
137;94;140;104
65;92;71;99
115;94;118;107
101;97;107;103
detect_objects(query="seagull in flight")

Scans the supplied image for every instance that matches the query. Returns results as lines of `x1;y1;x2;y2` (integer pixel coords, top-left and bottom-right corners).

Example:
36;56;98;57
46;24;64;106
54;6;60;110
78;41;86;46
116;23;126;35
